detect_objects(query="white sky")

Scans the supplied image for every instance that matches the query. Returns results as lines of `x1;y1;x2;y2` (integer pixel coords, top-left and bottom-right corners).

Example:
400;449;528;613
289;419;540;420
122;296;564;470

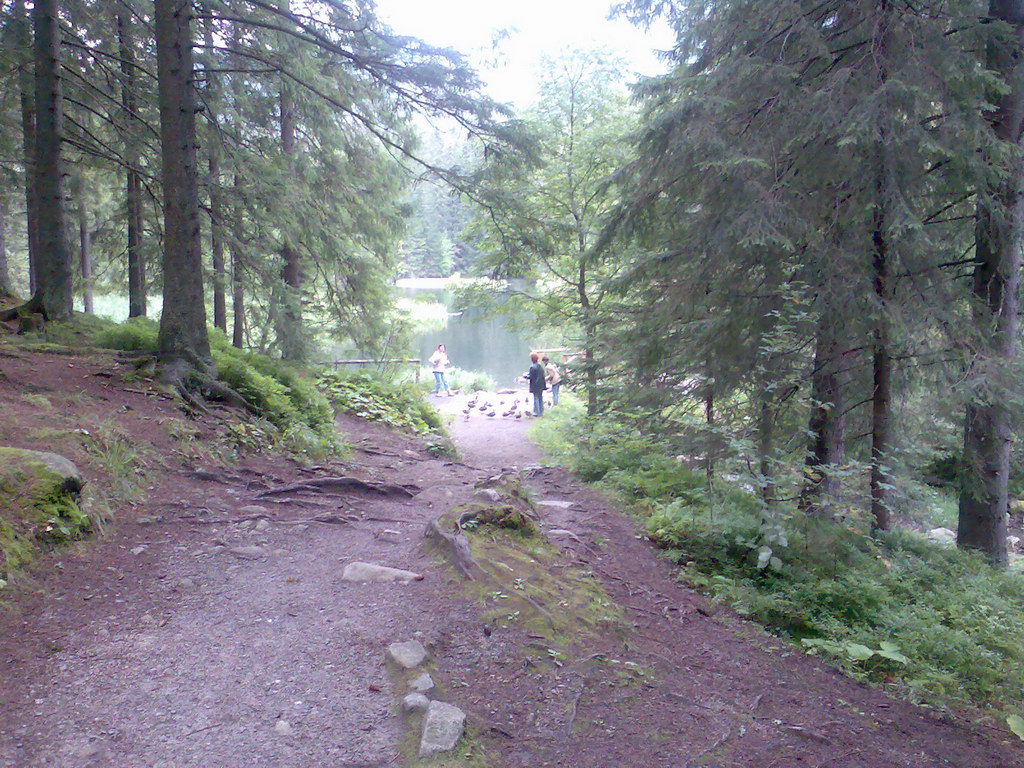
374;0;674;107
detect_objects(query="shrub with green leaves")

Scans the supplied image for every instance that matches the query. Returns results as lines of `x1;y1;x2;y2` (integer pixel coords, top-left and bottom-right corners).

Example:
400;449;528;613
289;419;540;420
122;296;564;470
89;320;337;457
535;402;1024;714
318;370;444;436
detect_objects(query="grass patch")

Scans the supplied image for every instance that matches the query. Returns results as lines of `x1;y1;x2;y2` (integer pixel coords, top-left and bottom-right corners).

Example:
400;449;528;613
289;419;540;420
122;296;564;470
534;405;1024;718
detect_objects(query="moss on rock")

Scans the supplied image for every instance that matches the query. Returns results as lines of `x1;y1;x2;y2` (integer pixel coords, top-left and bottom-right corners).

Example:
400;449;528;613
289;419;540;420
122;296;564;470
0;447;91;583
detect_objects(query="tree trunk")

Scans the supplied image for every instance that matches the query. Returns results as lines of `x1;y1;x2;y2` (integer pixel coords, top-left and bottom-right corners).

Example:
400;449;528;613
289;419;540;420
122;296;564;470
276;77;305;360
957;0;1024;567
155;0;210;376
870;1;894;532
799;320;848;517
210;152;227;333
757;389;775;507
32;0;73;320
704;386;715;486
15;0;38;294
231;172;245;349
78;187;93;314
204;18;227;333
0;193;11;297
119;7;146;318
577;263;598;416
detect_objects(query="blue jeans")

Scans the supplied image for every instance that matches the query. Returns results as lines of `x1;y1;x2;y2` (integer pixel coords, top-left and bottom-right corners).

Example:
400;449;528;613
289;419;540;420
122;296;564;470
533;391;544;416
433;371;449;393
551;382;560;405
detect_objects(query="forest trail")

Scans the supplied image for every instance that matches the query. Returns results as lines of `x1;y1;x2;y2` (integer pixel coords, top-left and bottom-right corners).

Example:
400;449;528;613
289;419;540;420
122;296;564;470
0;355;1020;768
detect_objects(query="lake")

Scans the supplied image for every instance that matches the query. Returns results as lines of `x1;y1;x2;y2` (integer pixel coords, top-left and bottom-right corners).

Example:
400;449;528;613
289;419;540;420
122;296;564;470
400;281;536;388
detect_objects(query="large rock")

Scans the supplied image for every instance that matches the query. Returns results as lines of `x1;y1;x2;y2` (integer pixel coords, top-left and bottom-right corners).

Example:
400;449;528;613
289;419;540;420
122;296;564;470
387;640;428;669
418;700;466;758
0;448;90;553
341;561;423;583
0;448;84;499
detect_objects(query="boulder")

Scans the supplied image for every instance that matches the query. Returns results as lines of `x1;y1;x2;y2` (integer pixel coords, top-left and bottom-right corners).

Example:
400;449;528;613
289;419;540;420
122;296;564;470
0;448;84;498
418;700;466;758
341;561;423;583
387;640;428;669
0;448;90;551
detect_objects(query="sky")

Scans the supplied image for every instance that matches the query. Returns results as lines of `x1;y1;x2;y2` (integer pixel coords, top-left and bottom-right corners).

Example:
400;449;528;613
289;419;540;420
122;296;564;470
373;0;674;107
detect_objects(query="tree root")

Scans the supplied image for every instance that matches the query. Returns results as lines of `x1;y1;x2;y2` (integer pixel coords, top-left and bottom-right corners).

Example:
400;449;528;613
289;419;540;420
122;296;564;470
256;477;417;499
0;295;41;323
426;517;483;580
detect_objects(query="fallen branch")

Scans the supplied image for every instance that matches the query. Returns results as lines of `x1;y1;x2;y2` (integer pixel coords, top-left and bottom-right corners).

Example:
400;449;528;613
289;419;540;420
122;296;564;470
566;677;588;734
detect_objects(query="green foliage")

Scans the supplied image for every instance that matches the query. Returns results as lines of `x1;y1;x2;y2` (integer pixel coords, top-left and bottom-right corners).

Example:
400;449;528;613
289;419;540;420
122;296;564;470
416;366;495;393
82;422;148;504
540;406;1024;712
318;370;444;437
87;320;337;457
91;316;159;352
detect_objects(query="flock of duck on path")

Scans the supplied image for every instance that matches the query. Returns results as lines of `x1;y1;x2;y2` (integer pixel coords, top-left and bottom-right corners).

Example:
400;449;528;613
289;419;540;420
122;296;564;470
461;394;548;420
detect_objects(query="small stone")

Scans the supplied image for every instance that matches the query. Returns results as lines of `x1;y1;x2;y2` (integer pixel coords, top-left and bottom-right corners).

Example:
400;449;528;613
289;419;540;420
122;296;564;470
342;561;423;583
174;577;197;591
376;528;402;542
229;546;265;560
387;640;428;669
273;719;292;736
402;693;430;714
239;505;269;515
473;488;502;503
255;519;272;531
538;500;573;509
130;546;146;556
409;673;434;693
418;700;466;758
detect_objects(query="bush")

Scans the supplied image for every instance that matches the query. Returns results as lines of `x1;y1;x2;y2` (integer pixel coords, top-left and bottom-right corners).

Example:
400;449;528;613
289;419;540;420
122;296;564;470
319;370;444;436
89;320;337;456
90;316;159;352
536;403;1024;713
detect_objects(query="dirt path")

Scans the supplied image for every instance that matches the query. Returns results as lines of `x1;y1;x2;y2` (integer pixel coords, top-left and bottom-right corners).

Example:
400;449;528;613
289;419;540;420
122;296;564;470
434;391;1023;768
0;364;1021;768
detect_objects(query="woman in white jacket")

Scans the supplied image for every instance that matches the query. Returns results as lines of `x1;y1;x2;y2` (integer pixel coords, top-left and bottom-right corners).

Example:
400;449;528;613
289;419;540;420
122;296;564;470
429;344;452;395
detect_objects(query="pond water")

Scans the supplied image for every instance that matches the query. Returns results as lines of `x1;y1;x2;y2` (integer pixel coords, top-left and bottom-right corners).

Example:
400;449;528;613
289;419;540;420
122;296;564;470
401;285;536;388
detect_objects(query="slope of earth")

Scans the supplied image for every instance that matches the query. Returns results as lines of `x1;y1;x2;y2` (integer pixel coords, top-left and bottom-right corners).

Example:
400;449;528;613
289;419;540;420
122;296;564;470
0;346;485;768
432;391;1024;768
0;347;1020;768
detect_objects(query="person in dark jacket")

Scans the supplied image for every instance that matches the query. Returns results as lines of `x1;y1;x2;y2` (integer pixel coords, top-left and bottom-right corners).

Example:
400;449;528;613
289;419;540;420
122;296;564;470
528;352;547;416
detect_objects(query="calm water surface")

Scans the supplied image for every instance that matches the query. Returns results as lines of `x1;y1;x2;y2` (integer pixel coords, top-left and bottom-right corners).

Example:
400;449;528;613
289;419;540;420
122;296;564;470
402;287;535;387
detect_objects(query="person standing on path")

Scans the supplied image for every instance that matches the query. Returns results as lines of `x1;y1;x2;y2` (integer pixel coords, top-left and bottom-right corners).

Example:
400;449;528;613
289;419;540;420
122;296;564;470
542;356;561;406
430;343;452;396
528;352;547;416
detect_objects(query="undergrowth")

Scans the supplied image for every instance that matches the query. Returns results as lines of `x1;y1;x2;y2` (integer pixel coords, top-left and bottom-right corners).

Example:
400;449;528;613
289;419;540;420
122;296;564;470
90;317;338;458
318;369;444;437
531;400;1024;721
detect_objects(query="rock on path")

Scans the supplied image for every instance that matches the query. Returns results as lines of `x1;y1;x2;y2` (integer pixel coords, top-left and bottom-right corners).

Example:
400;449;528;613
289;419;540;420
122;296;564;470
418;700;466;758
341;561;424;583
